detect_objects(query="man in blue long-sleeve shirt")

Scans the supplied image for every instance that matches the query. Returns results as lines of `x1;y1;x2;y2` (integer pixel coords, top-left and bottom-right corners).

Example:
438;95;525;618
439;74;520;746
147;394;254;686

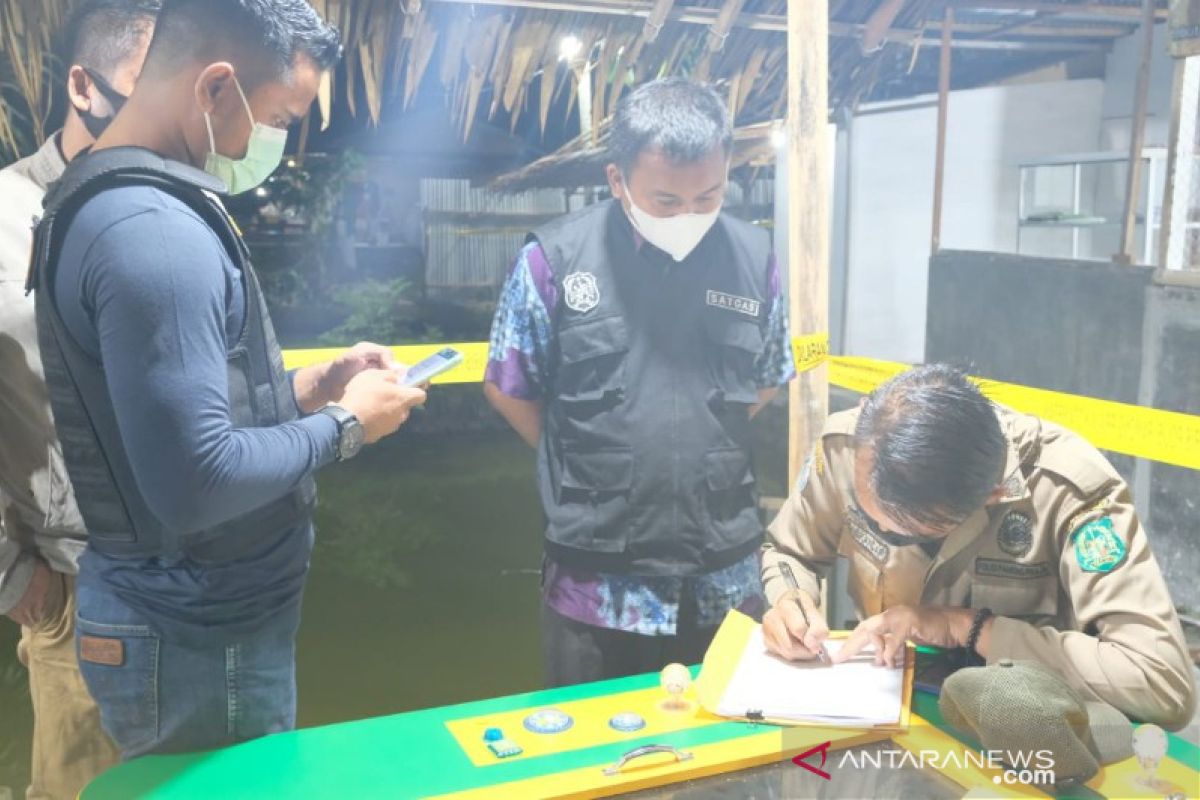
31;0;426;758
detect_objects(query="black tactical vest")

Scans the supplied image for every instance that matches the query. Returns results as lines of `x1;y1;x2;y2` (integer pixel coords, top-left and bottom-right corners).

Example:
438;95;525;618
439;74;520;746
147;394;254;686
533;200;772;576
26;147;315;562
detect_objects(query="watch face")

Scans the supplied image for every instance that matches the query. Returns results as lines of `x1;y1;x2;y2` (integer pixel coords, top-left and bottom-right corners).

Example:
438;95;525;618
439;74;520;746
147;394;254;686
341;420;366;460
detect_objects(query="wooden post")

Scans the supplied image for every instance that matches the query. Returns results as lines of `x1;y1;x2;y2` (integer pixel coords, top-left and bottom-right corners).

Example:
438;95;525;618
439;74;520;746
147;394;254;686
931;7;954;255
1159;57;1186;269
1159;55;1200;270
1116;0;1157;265
786;0;829;485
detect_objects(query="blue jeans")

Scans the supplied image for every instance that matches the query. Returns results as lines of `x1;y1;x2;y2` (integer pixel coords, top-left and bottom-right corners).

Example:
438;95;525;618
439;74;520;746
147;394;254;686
75;583;299;759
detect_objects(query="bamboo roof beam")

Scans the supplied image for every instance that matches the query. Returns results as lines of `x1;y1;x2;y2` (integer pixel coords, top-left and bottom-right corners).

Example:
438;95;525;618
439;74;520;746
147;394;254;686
861;0;909;53
642;0;675;43
426;0;1122;50
951;0;1167;22
693;0;749;81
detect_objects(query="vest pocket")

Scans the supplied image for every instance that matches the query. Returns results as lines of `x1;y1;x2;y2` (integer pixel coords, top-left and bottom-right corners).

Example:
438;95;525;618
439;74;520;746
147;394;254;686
552;446;635;553
556;316;629;406
703;317;763;405
703;448;760;551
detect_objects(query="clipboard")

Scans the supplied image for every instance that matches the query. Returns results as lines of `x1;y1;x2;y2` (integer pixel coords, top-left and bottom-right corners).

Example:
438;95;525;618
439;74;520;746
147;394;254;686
696;610;915;732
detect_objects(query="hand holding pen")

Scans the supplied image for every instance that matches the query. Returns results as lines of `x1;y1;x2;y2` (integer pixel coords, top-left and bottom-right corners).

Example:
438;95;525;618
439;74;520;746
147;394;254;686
761;561;832;664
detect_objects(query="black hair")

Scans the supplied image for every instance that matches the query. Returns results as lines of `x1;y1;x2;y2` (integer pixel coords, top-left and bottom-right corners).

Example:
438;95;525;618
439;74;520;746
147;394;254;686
855;363;1007;531
609;77;733;175
143;0;341;86
63;0;161;77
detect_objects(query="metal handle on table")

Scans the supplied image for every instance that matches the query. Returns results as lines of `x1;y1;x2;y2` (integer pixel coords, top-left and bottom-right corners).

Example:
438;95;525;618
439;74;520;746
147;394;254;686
602;744;694;776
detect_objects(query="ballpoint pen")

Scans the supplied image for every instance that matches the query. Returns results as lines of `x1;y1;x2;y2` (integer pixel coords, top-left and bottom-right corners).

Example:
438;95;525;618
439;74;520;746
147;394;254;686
778;562;831;664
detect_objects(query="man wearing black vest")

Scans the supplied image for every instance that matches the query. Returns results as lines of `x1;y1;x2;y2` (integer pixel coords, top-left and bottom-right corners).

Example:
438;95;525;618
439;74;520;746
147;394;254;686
485;78;796;686
27;0;426;757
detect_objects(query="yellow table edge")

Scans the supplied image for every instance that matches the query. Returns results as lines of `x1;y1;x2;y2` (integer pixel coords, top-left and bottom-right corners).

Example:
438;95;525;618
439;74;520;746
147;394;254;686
429;726;889;800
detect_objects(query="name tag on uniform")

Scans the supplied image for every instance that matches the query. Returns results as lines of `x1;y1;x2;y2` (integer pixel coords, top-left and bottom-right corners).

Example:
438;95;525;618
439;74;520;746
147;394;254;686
706;290;760;318
975;558;1052;580
846;508;889;563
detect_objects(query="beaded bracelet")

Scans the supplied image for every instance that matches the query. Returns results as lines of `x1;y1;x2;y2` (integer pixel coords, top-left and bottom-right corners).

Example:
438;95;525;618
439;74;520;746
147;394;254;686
966;607;994;659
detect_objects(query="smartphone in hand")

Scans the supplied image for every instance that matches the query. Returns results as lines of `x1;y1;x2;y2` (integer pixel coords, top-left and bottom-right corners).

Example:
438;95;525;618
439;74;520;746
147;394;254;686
399;348;463;387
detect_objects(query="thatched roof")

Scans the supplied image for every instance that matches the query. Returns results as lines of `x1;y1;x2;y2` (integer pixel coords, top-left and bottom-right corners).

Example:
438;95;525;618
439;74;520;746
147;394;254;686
0;1;1165;164
489;119;778;192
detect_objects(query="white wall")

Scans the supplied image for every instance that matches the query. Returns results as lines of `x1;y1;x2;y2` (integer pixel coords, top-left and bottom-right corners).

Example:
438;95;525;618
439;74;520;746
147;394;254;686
1101;23;1174;151
840;80;1105;363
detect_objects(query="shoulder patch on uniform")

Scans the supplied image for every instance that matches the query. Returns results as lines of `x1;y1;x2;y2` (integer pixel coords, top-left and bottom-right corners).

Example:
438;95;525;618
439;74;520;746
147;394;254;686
1071;516;1127;573
1064;497;1113;537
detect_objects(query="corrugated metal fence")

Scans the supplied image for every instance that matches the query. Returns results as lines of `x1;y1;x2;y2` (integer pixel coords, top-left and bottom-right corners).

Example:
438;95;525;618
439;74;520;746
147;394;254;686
421;180;568;287
420;177;775;288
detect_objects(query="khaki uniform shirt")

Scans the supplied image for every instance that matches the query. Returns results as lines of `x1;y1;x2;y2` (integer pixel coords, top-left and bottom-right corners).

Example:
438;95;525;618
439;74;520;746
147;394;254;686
0;134;84;615
762;406;1197;730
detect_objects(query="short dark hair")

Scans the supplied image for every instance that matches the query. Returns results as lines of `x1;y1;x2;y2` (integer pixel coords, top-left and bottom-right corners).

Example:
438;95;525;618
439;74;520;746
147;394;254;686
143;0;341;86
64;0;161;77
609;77;733;175
855;364;1007;531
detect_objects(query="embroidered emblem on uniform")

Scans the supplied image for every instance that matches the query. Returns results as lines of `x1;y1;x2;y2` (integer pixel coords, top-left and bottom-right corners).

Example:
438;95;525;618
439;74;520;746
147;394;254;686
705;290;761;318
997;510;1033;557
975;558;1051;580
1071;516;1126;573
1001;472;1023;500
563;272;600;313
846;507;889;563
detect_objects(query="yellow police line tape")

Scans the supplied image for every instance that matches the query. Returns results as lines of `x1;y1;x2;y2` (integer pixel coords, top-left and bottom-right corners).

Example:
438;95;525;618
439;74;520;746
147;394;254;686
281;334;1200;472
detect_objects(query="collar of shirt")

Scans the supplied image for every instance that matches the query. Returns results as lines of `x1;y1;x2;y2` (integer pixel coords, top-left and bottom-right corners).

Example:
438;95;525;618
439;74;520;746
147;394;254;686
996;412;1033;504
26;132;68;191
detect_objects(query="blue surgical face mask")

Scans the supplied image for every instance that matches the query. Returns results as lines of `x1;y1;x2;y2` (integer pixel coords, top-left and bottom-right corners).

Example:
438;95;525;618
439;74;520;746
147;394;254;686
202;75;287;195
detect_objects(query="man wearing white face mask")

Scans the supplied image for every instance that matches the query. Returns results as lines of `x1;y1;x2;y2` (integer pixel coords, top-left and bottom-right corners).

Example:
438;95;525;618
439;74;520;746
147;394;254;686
485;78;796;686
26;0;427;758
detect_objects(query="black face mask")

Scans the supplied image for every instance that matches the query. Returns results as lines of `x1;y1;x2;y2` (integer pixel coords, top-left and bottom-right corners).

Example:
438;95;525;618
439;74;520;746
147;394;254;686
854;503;948;548
874;528;946;548
79;67;128;139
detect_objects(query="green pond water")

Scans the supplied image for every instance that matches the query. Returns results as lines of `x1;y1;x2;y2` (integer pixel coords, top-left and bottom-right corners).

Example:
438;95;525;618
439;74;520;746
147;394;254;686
0;394;788;793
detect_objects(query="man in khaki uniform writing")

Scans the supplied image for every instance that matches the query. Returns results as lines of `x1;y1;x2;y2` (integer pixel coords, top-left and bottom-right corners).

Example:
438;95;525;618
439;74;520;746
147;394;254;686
761;364;1196;730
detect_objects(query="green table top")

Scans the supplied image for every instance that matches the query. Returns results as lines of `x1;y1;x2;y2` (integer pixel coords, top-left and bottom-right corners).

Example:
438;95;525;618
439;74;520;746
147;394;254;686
82;667;1200;800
